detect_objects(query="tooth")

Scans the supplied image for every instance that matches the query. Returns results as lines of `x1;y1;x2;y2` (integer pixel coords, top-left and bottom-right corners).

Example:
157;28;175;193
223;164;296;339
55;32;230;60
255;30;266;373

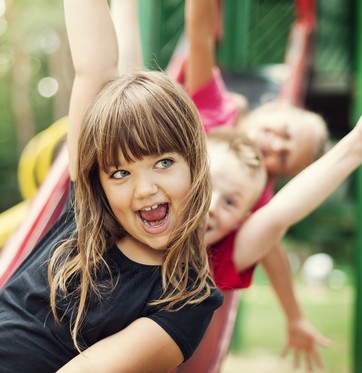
142;204;159;212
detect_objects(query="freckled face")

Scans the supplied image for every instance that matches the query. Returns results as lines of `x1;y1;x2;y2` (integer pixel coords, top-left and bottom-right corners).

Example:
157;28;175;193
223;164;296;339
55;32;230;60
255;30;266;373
99;152;191;256
206;142;262;246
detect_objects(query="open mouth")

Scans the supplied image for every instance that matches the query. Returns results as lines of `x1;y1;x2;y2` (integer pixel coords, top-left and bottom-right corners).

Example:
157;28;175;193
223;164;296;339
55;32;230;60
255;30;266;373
137;203;169;227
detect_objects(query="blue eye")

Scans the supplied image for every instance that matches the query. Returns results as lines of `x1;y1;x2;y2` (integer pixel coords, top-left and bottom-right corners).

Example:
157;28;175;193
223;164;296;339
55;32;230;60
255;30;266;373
156;158;174;169
111;169;129;179
224;198;234;207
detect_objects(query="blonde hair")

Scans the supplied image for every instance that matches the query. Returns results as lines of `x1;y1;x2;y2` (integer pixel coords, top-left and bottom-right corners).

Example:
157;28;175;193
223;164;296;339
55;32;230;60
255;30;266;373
240;102;330;164
299;109;330;161
207;127;267;208
48;70;213;351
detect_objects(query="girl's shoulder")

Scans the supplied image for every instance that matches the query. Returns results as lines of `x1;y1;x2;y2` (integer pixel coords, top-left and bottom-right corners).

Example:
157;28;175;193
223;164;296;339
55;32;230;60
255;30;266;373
146;283;223;361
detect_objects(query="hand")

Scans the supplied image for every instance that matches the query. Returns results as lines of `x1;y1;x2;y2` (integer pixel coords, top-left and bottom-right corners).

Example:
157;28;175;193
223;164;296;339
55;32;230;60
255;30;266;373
281;318;331;371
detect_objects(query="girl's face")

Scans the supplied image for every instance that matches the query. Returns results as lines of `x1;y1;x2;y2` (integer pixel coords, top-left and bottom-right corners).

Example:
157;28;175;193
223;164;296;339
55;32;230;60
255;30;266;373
245;110;317;179
99;151;191;262
206;141;262;246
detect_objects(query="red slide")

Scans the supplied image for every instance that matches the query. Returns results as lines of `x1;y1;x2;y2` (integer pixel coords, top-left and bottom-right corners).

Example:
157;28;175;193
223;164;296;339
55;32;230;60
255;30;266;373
0;145;70;287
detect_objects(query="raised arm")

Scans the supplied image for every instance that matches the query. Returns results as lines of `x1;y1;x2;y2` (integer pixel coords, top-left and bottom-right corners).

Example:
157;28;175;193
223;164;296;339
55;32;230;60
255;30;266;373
234;117;362;270
65;0;119;179
111;0;143;75
184;0;216;93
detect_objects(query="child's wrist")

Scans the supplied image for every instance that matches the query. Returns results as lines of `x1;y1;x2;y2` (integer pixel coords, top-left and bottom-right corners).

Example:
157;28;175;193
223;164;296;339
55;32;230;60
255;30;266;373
286;312;304;325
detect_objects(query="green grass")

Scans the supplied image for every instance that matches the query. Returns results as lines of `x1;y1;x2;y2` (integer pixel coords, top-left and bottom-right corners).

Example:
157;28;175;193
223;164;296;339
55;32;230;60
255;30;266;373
229;280;353;373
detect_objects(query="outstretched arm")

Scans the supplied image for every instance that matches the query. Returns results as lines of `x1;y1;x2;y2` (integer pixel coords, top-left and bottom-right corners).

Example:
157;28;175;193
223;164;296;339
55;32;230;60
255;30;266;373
65;0;119;180
234;116;362;271
261;244;331;371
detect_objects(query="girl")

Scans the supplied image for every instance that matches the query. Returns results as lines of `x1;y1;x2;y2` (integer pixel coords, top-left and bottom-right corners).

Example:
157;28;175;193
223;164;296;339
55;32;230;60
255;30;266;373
0;0;223;372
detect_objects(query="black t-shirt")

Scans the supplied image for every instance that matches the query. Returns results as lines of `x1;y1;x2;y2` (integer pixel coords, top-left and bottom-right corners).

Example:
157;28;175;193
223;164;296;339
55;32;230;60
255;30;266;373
0;187;223;373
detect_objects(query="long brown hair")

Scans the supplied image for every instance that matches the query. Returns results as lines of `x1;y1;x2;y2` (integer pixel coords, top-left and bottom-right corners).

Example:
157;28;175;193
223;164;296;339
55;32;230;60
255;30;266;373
48;70;213;351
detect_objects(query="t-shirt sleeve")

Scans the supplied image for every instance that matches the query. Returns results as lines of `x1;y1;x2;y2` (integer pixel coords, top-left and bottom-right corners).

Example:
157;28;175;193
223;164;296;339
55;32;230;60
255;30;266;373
210;231;256;291
147;287;223;361
191;68;238;133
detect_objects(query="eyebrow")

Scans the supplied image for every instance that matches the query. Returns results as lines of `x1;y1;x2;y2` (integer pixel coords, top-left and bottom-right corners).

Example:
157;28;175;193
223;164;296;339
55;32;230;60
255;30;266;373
230;190;245;204
234;189;244;197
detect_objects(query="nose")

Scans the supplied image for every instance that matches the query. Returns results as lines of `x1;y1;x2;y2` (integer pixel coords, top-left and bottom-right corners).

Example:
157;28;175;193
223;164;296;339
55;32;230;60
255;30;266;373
270;135;288;153
134;174;158;199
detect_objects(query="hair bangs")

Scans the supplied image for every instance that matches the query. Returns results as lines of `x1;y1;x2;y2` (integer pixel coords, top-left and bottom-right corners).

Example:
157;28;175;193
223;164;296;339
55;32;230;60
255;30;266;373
96;76;192;172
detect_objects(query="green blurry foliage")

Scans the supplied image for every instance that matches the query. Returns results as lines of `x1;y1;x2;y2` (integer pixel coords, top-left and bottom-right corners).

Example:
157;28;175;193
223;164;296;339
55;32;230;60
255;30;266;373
0;0;69;212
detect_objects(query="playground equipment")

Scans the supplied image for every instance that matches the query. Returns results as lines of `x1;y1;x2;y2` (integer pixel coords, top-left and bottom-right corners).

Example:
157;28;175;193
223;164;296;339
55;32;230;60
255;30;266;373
0;117;67;251
0;119;69;286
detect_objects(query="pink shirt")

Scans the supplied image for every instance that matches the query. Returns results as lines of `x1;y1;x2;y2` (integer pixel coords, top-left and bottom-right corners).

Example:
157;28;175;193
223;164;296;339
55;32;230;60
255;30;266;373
252;181;274;212
190;68;238;134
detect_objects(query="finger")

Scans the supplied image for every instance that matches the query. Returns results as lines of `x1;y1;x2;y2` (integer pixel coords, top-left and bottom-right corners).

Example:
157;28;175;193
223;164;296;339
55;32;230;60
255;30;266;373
316;335;332;348
293;349;300;369
280;344;290;358
311;347;324;369
305;351;313;372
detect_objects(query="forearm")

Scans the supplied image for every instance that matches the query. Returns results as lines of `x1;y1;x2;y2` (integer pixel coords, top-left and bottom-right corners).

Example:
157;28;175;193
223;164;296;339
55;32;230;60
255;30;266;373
261;243;303;323
64;0;118;77
64;0;119;178
57;318;183;373
111;0;143;74
185;0;216;93
186;0;216;41
269;123;362;227
263;246;332;371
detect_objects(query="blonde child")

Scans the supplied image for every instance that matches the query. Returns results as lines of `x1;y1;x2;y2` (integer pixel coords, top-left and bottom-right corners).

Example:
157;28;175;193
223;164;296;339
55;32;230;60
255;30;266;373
184;0;329;180
239;100;329;181
178;121;362;372
0;1;223;372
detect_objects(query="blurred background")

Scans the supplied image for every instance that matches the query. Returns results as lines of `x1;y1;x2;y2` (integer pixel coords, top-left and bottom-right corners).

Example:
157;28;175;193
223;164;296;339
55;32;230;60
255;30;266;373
0;0;361;372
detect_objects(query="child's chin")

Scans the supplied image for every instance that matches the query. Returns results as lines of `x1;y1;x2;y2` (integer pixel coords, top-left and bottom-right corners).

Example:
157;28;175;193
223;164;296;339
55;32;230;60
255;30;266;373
205;232;219;246
149;238;170;252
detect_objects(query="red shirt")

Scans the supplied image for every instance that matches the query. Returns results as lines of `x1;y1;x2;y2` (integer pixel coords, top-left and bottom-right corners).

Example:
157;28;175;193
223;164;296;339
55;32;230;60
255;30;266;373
209;182;275;290
209;231;255;291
